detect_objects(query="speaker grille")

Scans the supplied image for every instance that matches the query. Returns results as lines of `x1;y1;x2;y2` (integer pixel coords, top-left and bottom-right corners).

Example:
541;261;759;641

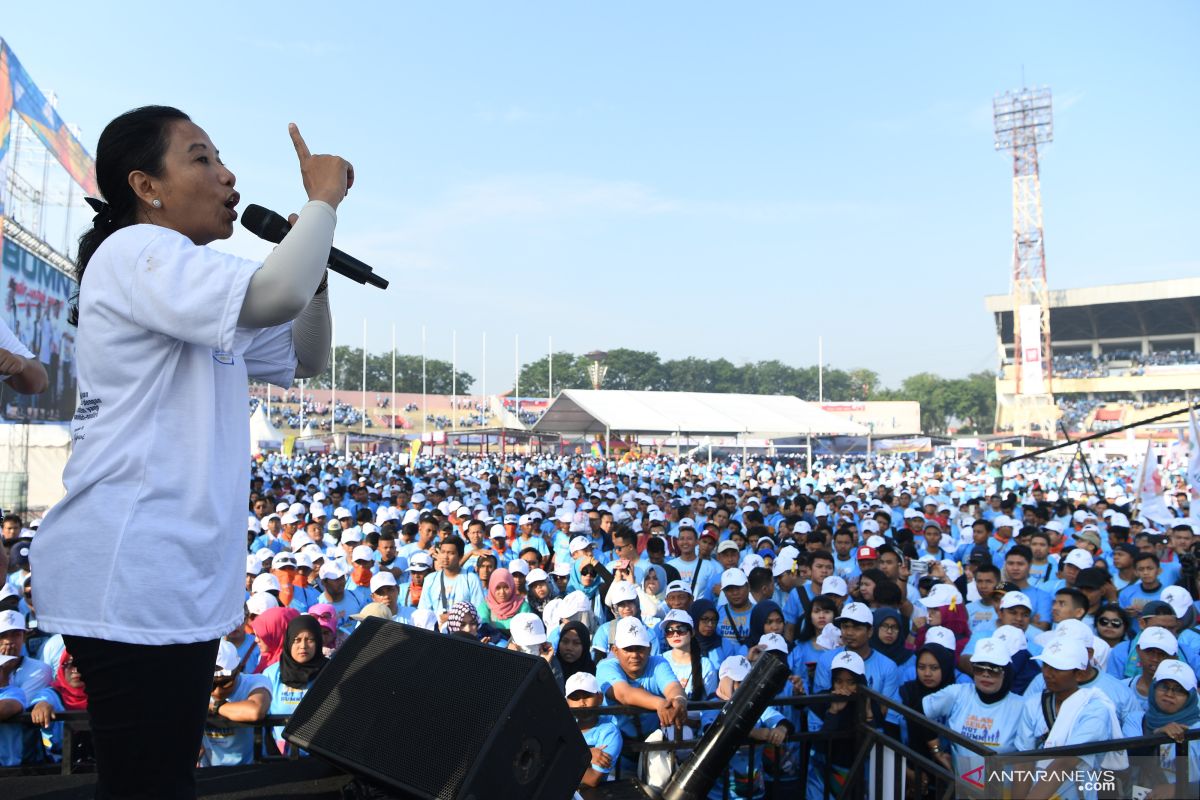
285;618;535;798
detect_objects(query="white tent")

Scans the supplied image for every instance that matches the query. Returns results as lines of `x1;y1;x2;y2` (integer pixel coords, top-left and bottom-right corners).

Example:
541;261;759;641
532;390;868;438
249;404;284;455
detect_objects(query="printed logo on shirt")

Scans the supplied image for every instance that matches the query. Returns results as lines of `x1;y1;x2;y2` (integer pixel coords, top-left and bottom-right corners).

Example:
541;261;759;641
213;350;235;365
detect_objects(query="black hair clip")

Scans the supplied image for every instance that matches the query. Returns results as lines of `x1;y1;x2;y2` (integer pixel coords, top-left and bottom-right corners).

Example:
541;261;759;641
84;196;113;227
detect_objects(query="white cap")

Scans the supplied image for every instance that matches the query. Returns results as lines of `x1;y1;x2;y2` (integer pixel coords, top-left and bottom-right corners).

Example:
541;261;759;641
0;610;25;635
407;551;433;572
923;583;962;609
319;561;346;580
865;535;887;549
334;507;352;519
490;524;508;540
341;528;363;544
369;572;398;593
999;591;1032;611
665;580;693;597
759;632;788;655
245;555;262;576
1138;626;1179;655
939;560;963;581
717;540;740;554
969;638;1012;667
1161;586;1192;619
1063;549;1094;570
1154;659;1198;694
834;602;873;626
720;568;748;590
613;617;652;649
607;581;638;606
1033;638;1089;671
246;592;279;616
410;609;439;631
214;640;241;676
509;612;547;647
924;626;956;650
552;562;573;577
661;609;694;628
719;654;752;681
272;553;297;569
678;518;697;530
991;625;1029;656
527;568;549;584
508;559;530;576
993;515;1014;529
830;649;866;676
255;547;275;563
564;672;601;696
281;512;300;525
1035;618;1094;649
771;556;796;577
739;554;765;575
251;573;281;594
568;536;592;554
821;576;849;597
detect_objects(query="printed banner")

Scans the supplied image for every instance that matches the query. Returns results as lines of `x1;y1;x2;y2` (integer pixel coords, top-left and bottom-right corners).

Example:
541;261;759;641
1;237;77;421
1017;303;1045;395
0;38;98;198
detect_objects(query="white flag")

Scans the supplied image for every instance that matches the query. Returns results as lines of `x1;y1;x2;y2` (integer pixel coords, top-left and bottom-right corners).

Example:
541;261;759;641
1137;439;1176;527
1188;405;1200;500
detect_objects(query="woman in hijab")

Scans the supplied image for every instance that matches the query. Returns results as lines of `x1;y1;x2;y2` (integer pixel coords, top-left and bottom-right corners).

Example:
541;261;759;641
251;606;299;674
555;620;596;680
525;569;554;618
479;568;530;634
746;600;787;651
920;638;1024;777
445;601;485;642
639;564;667;625
306;603;346;657
892;643;956;767
262;614;328;756
690;599;742;674
868;607;911;668
1135;660;1200;793
30;649;95;765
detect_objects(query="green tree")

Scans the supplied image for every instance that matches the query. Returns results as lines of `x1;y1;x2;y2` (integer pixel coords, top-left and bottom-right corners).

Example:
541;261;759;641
513;352;589;397
306;347;473;394
598;349;667;391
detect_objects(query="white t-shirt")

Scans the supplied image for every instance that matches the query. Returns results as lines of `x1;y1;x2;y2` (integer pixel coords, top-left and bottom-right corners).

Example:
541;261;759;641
31;224;297;645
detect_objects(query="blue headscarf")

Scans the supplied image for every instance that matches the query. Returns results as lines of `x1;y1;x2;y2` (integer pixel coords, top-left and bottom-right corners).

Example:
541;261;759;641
690;599;723;654
567;554;601;599
1145;669;1200;731
747;600;783;649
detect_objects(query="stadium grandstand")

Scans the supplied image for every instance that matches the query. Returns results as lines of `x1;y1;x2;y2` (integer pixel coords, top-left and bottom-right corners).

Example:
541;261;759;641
986;276;1200;435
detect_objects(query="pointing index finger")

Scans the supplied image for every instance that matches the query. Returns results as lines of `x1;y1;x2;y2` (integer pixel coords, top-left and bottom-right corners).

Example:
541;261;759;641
289;123;311;162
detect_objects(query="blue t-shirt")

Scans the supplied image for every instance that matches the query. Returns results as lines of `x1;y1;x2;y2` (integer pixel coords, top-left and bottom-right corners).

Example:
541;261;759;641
0;686;30;766
921;683;1025;770
263;662;314;751
809;648;900;731
582;722;623;777
596;655;681;737
1118;582;1165;617
202;673;272;767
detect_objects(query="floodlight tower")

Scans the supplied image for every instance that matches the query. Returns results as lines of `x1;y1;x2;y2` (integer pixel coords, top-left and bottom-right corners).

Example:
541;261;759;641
994;87;1057;434
585;351;608;390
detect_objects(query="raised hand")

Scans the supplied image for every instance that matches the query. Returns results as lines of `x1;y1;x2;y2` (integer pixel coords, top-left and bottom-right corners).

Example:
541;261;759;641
289;123;354;209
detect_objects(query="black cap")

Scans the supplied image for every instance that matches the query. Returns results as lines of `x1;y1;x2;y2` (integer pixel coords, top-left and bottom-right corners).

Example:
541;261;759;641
968;546;992;565
1139;600;1176;618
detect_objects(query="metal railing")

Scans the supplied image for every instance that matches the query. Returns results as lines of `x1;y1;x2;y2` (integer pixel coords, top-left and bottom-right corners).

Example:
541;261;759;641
6;689;1200;800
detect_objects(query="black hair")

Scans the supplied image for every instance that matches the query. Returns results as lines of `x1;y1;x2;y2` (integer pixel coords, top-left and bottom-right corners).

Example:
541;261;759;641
1005;544;1033;564
973;564;1001;581
872;579;902;607
1133;551;1160;567
1054;587;1089;612
439;536;465;557
810;549;834;566
72;106;191;324
972;519;994;533
747;567;773;595
797;595;839;642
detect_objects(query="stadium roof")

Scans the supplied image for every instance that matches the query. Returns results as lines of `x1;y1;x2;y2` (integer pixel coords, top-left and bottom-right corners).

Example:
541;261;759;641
984;277;1200;343
532;390;869;437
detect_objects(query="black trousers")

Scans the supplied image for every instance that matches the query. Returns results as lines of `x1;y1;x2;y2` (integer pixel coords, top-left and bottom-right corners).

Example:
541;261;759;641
64;635;220;800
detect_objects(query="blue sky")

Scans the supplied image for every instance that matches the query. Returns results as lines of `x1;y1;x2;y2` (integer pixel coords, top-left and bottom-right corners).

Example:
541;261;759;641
3;2;1197;390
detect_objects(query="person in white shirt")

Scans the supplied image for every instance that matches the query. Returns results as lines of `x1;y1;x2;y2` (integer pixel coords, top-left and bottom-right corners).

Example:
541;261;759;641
30;105;351;799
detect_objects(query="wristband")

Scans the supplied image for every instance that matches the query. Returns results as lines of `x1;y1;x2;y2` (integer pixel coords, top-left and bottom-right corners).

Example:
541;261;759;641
212;698;227;715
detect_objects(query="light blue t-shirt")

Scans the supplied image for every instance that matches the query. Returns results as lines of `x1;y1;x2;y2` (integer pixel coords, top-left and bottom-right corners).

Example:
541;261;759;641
596;655;681;737
202;673;272;767
664;650;718;699
263;662;314;752
0;686;29;766
582;722;623;777
1021;668;1143;738
416;570;485;618
921;683;1025;772
1013;690;1115;800
809;648;900;731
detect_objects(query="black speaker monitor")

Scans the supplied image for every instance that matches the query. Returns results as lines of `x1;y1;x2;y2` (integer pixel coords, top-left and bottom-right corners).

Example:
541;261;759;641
284;616;590;800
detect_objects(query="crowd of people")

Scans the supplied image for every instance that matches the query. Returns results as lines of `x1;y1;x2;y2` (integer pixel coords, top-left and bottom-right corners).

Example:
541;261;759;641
3;450;1200;797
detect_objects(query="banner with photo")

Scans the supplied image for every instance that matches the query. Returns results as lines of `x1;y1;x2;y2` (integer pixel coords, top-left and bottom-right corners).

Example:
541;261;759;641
1;237;77;421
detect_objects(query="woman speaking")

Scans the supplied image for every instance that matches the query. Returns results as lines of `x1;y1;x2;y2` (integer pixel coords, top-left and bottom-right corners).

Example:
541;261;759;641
30;105;352;798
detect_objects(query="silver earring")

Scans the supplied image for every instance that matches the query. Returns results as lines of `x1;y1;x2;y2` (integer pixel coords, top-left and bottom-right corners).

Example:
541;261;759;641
152;199;162;208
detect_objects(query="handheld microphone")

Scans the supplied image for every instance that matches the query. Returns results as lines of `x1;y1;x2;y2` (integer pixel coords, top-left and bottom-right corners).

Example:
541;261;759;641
240;204;389;290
